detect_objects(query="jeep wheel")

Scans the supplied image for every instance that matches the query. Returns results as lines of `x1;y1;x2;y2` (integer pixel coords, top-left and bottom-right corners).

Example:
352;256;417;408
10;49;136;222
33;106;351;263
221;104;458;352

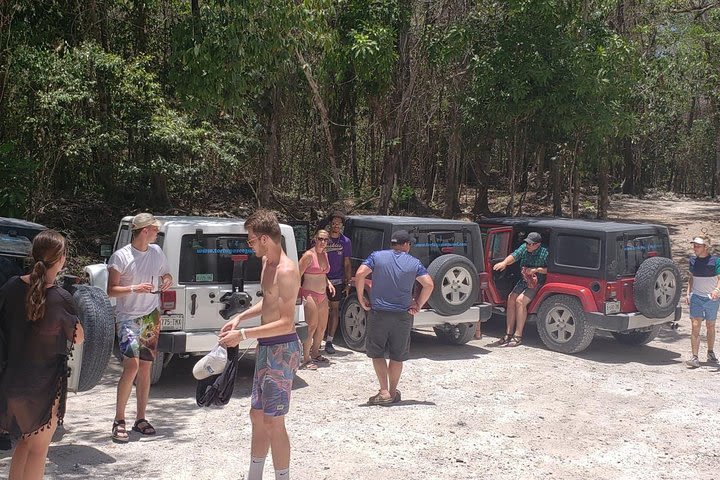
633;257;681;318
73;285;115;392
433;323;477;345
611;325;662;346
536;295;595;354
340;295;367;352
150;352;165;384
427;254;479;316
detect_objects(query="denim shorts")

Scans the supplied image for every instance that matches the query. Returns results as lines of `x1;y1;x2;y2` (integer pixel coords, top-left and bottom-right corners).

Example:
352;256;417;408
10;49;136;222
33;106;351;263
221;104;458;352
689;294;720;321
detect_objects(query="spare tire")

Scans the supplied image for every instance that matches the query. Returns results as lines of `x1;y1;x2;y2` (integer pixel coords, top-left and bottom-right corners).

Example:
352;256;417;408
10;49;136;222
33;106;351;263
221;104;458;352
426;254;479;316
73;285;115;392
633;257;681;318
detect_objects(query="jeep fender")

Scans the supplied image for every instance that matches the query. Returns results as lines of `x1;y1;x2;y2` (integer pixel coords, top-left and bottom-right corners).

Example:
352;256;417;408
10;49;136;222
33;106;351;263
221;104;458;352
529;284;598;314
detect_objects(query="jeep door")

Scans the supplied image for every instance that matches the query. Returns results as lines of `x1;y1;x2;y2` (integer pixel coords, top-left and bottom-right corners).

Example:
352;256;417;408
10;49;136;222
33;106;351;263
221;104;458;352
177;233;263;331
483;227;517;304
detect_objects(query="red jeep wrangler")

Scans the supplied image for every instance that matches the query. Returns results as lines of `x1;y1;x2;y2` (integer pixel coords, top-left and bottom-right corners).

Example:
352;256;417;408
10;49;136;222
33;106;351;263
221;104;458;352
479;217;683;353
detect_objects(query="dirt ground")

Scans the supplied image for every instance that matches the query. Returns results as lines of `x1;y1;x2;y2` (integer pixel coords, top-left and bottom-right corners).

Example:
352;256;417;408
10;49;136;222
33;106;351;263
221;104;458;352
3;195;720;479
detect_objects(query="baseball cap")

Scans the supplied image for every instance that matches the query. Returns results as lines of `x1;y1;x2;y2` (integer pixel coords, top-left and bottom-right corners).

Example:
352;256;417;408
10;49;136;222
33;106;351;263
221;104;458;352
691;237;707;245
131;213;162;230
524;232;542;244
391;230;412;245
192;347;228;380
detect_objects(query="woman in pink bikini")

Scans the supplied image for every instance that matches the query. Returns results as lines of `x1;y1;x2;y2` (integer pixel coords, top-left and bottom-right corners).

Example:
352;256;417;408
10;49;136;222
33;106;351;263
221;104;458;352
298;229;335;370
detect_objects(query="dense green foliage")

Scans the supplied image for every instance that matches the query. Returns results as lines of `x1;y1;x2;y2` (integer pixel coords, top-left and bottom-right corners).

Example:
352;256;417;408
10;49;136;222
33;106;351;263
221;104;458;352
0;0;718;220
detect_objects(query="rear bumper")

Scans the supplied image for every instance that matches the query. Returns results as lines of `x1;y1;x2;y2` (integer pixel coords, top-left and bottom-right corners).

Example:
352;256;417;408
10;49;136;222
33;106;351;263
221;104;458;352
412;303;492;328
586;306;682;332
158;322;309;354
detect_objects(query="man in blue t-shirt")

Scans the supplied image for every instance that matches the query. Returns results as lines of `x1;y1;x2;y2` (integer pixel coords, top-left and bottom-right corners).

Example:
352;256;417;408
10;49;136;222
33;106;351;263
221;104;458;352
685;235;720;368
490;232;549;348
355;230;434;405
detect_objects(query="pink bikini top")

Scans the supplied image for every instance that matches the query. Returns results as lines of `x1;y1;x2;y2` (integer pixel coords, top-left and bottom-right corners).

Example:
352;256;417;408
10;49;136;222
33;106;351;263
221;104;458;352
305;250;330;275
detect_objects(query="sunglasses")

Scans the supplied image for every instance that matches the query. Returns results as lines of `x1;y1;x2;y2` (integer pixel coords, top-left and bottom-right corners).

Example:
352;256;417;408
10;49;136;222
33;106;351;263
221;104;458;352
317;238;329;242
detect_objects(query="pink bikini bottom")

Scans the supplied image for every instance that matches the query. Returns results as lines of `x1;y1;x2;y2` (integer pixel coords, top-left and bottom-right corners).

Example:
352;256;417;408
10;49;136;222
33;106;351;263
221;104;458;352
301;288;327;304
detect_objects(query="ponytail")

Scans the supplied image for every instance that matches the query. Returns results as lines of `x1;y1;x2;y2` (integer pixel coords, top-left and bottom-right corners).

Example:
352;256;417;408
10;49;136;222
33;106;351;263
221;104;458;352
25;229;66;322
26;261;48;322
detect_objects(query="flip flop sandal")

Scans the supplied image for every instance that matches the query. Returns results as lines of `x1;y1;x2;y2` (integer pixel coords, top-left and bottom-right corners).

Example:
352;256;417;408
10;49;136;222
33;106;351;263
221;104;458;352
132;419;156;435
487;334;512;347
112;420;129;443
300;360;318;370
392;390;402;403
313;355;329;363
505;335;523;347
367;391;393;405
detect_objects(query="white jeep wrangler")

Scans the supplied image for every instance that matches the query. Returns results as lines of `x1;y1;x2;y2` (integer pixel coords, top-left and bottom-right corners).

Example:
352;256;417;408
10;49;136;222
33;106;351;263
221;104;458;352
86;216;308;383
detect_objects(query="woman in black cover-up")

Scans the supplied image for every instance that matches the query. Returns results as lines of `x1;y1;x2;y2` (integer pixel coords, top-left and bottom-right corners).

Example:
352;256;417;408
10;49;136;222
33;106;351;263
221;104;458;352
0;230;85;480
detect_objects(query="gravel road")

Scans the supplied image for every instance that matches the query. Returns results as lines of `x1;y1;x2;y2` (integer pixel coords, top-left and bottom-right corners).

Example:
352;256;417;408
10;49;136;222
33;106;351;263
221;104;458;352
2;195;719;480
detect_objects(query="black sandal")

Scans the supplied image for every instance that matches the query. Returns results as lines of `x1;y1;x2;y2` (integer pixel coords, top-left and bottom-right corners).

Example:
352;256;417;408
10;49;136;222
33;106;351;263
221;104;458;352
112;419;129;442
487;334;513;347
506;335;523;347
132;418;156;436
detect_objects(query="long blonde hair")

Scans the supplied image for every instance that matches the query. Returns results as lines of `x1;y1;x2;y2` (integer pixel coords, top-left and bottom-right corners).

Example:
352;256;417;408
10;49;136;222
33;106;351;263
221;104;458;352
26;230;66;322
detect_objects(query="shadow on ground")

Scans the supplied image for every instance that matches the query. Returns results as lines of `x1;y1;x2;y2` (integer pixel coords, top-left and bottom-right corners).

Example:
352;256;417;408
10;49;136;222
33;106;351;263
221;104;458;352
481;314;684;366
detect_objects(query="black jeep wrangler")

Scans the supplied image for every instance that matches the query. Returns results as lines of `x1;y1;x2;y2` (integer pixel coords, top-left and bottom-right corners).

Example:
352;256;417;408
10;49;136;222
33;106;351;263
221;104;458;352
0;217;114;391
340;215;492;350
478;217;683;353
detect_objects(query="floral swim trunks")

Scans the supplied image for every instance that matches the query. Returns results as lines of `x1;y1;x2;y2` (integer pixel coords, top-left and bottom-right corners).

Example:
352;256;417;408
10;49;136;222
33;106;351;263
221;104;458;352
117;310;161;362
251;333;301;416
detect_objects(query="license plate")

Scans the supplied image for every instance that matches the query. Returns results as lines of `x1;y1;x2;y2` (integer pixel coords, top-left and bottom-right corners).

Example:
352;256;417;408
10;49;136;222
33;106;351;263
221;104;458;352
604;301;621;315
160;313;184;331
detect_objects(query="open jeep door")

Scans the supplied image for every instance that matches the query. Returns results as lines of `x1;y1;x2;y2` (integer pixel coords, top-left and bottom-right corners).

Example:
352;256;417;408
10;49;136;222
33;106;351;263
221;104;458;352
484;226;517;304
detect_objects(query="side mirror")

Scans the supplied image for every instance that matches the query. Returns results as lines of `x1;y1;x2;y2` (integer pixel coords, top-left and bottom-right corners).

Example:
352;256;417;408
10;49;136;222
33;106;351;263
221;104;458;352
99;244;113;259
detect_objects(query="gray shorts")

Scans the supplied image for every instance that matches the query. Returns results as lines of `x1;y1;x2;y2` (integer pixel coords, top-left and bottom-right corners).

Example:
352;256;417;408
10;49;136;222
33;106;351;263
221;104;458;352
365;310;413;362
512;279;538;300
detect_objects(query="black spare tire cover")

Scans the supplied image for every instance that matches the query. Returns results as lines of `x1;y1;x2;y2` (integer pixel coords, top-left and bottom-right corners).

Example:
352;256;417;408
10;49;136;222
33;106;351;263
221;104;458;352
73;285;115;392
426;254;479;316
633;257;681;318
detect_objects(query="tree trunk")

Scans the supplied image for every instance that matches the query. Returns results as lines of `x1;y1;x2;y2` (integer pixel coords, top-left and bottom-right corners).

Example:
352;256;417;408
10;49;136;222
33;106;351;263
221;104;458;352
505;122;519;215
621;137;635;194
133;0;148;54
258;89;279;206
296;49;342;199
443;100;461;217
472;134;494;216
571;141;580;218
551;155;563;216
597;155;609;219
377;22;417;214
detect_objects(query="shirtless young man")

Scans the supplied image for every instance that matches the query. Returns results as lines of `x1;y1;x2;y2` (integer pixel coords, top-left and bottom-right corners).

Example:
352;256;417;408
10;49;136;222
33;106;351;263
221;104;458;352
218;209;301;480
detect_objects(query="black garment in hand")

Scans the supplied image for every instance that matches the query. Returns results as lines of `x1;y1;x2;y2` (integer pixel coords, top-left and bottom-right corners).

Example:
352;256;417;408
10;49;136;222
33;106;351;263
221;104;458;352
196;345;239;407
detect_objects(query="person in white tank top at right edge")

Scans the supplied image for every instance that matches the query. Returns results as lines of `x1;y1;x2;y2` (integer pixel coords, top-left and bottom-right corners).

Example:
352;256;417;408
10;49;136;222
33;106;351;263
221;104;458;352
685;234;720;369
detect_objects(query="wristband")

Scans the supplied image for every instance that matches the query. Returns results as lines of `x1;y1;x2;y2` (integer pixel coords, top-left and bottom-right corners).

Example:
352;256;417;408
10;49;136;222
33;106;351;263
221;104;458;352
130;285;135;293
240;328;247;341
